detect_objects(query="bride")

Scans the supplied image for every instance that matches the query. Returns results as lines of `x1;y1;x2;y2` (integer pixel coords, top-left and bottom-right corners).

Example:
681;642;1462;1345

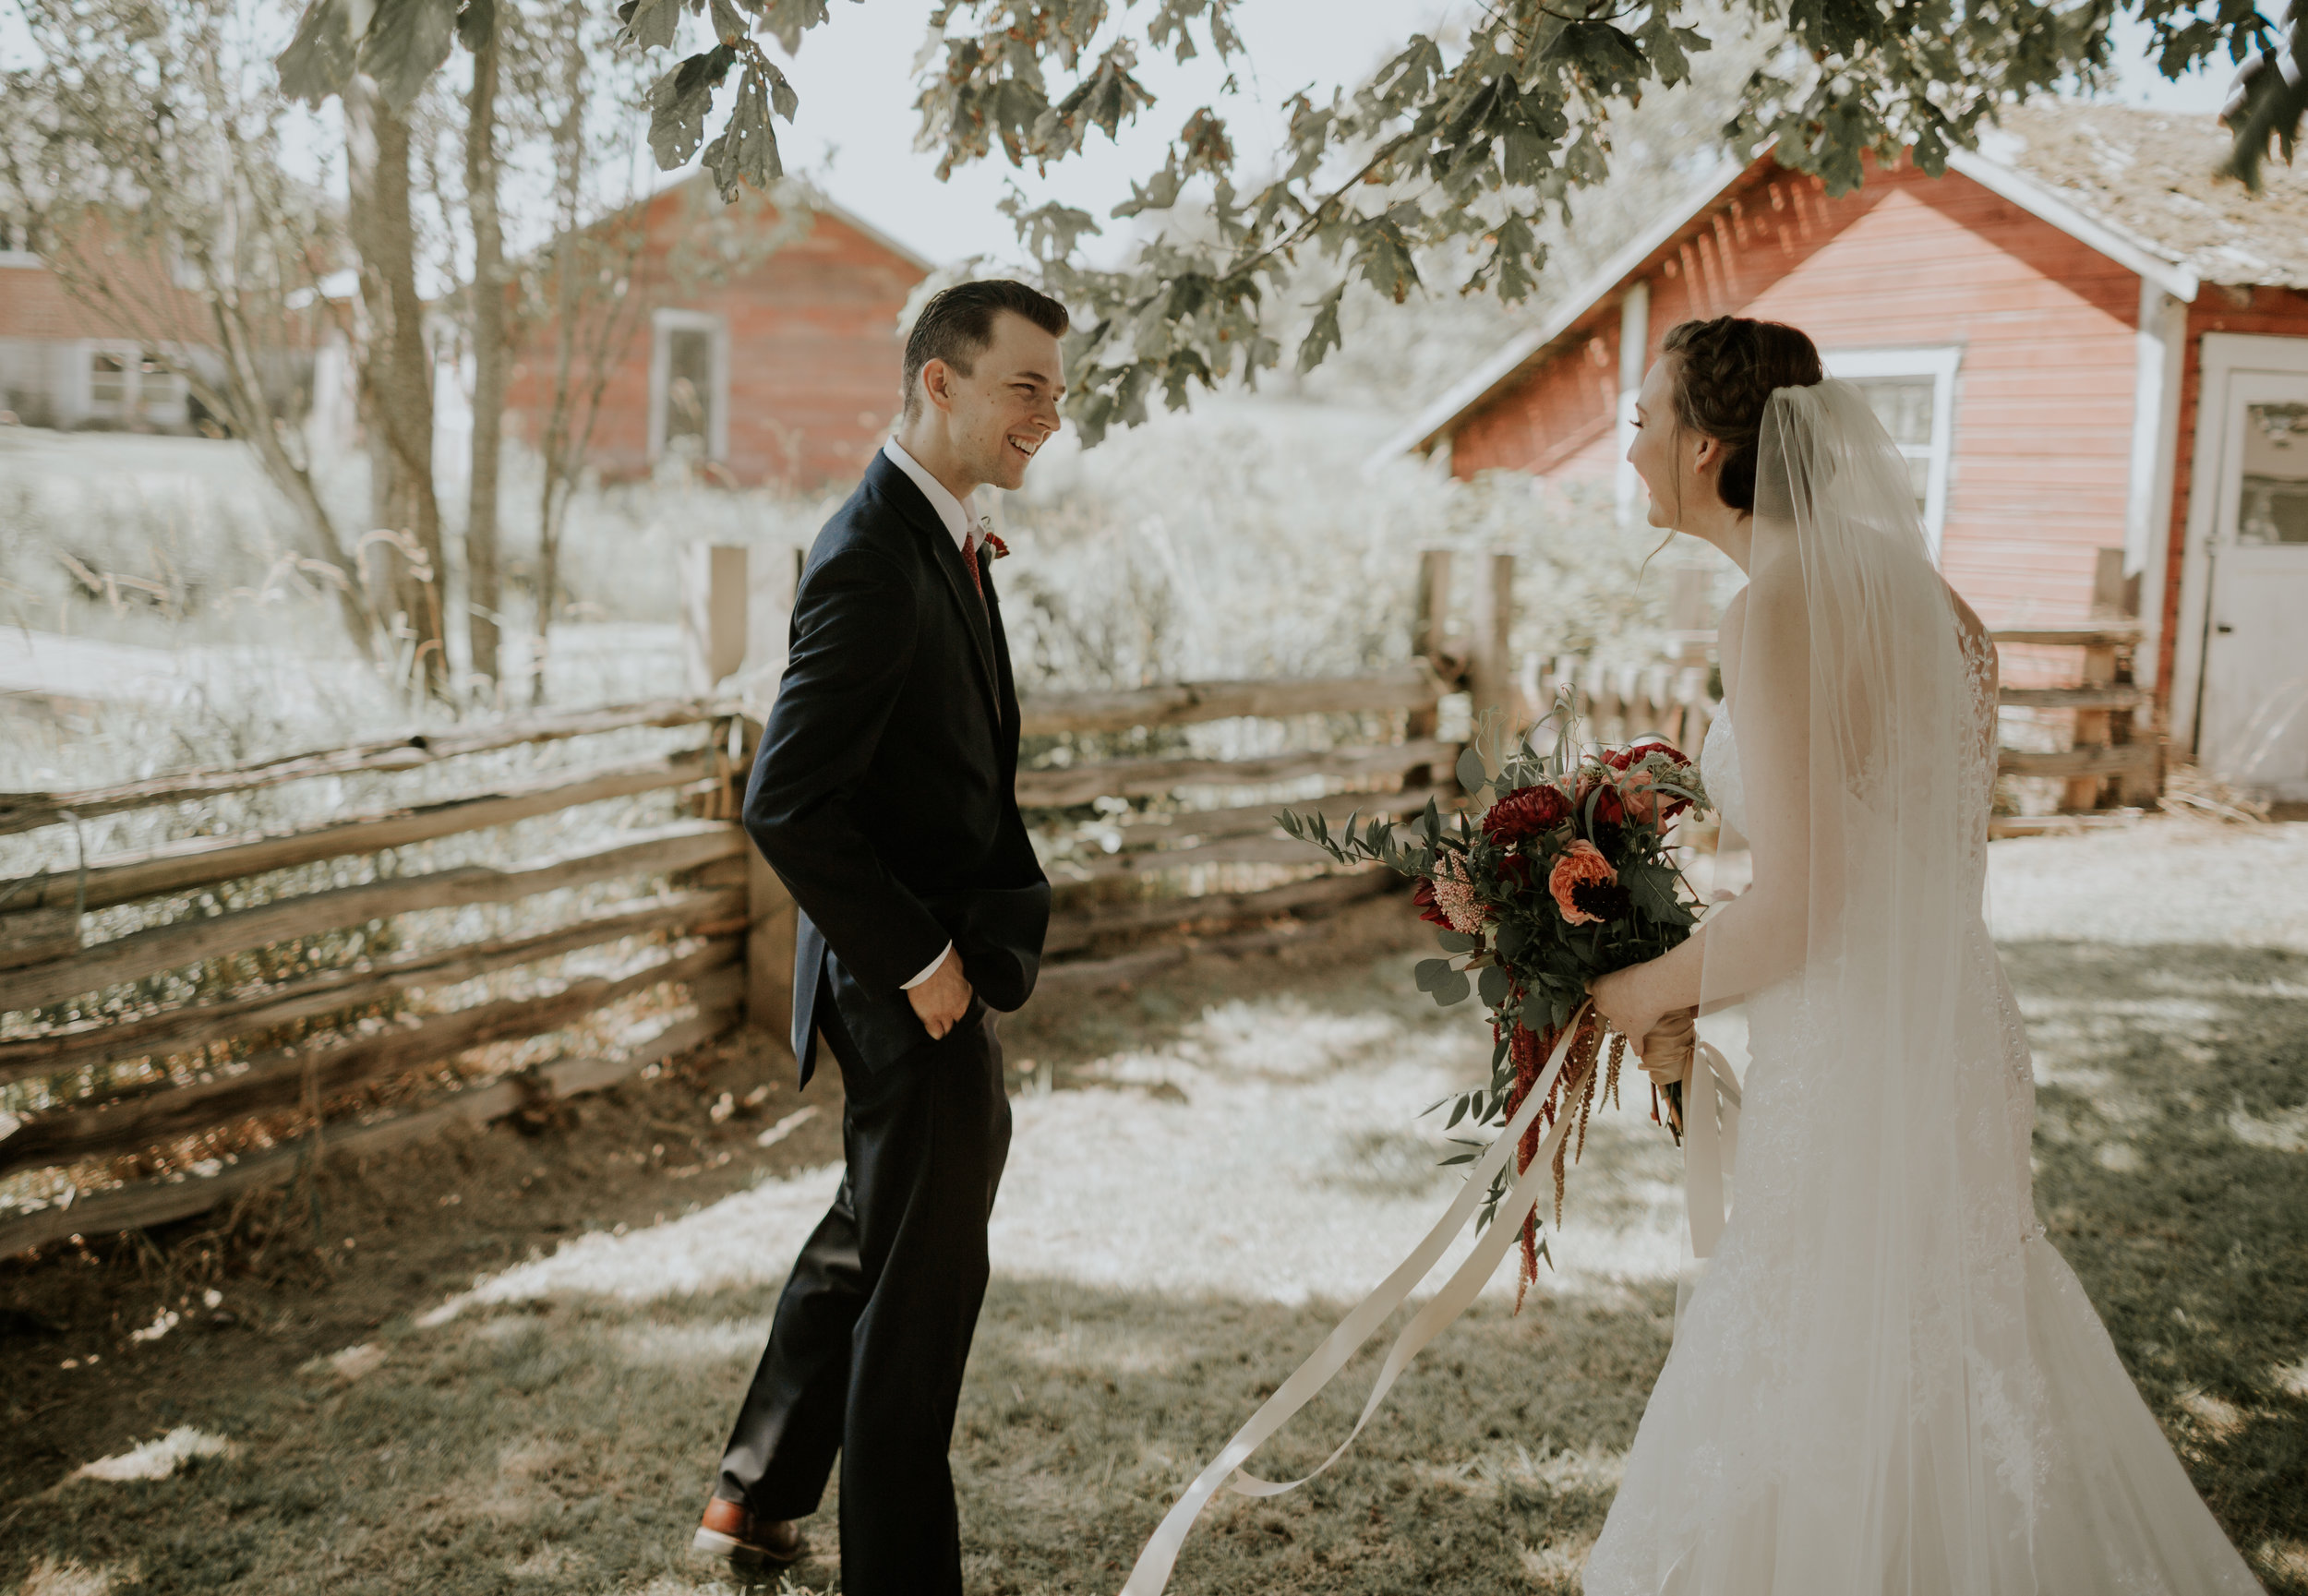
1583;317;2266;1595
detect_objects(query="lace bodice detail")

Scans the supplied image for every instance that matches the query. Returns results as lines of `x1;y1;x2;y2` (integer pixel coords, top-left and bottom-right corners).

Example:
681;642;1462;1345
1700;707;1745;836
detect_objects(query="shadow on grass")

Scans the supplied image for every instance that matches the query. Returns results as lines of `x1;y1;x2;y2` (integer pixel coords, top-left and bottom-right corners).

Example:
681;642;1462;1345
0;1267;1667;1596
2004;940;2308;1588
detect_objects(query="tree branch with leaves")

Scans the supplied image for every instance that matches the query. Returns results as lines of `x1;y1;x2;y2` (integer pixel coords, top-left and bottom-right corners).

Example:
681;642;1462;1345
294;0;2299;453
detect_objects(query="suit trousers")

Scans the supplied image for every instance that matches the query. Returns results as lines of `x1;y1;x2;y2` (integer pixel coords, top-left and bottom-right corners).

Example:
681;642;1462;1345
715;975;1011;1596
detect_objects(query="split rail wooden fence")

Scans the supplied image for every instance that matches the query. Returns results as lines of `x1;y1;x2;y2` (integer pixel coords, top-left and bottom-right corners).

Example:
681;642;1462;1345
0;546;1497;1256
0;536;2170;1256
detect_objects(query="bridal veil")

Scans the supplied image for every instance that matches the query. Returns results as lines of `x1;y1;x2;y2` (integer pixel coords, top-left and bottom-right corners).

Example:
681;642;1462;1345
1583;380;2266;1594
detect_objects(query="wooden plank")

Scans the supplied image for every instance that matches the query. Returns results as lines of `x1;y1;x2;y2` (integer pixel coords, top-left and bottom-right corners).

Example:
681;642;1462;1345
1015;740;1456;810
0;888;745;1088
1045;869;1398;954
1054;831;1338;882
1097;785;1446;849
0;751;714;918
0;1002;739;1258
1988;811;2146;838
1016;666;1441;738
1037;899;1399;996
0;820;744;1017
1996;744;2160;779
0;698;735;839
0;943;740;1179
0;905;78;973
1054;787;1449;880
1996;685;2149;711
1988;624;2142;646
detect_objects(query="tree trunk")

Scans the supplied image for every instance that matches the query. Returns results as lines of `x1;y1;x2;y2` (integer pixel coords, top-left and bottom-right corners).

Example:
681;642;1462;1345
463;18;507;698
530;22;588;709
345;74;451;701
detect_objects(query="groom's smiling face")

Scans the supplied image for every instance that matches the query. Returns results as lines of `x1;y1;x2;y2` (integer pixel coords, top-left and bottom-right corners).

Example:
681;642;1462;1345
927;310;1066;493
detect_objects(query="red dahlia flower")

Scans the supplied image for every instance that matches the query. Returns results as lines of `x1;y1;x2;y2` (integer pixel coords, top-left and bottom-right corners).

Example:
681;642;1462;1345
1481;783;1571;846
1605;738;1690;771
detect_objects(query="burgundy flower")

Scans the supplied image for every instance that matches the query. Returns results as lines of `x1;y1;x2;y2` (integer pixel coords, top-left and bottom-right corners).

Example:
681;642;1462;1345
1580;774;1626;826
981;530;1011;559
1482;783;1571;846
1605;738;1690;772
1411;879;1451;929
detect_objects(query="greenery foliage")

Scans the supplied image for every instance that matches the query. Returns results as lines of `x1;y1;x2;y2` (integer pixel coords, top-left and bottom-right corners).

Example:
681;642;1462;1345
286;0;2299;445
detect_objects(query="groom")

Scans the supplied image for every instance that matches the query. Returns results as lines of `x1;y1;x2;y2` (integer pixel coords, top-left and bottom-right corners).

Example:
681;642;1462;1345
694;280;1066;1594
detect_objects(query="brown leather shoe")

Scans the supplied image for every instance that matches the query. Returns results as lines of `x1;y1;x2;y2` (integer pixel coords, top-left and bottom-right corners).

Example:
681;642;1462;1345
692;1497;808;1568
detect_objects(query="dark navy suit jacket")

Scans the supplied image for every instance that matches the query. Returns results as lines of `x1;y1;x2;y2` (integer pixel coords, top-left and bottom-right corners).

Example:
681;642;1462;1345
741;450;1050;1086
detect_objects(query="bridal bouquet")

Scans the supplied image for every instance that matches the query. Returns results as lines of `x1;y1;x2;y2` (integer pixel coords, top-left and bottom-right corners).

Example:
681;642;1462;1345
1280;712;1710;1302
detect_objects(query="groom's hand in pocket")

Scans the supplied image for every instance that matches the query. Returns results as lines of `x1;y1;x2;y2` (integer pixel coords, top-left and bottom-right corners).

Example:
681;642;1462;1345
908;947;974;1040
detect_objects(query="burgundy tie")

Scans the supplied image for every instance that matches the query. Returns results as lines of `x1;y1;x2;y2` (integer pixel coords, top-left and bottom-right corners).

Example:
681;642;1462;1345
963;533;986;610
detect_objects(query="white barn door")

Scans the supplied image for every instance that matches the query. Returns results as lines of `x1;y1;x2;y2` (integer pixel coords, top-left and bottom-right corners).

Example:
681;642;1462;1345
2182;338;2308;799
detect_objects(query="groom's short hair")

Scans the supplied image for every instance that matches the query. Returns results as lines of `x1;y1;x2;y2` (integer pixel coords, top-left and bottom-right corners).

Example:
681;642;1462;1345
902;280;1071;423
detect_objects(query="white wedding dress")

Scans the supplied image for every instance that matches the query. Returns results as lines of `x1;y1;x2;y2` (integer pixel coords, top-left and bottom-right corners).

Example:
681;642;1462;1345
1581;384;2266;1596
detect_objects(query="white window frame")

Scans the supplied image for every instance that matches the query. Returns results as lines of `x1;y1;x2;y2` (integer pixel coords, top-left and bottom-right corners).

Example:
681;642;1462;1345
78;341;189;426
648;308;729;463
1822;345;1963;558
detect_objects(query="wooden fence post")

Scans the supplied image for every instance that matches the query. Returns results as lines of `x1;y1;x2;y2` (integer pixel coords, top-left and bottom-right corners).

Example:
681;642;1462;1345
2065;547;2127;812
680;543;750;698
736;714;797;1048
1407;549;1454;791
1467;552;1519;768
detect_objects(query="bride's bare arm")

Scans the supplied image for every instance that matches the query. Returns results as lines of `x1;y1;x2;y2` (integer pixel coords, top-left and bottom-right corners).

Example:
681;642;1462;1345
1591;572;1817;1064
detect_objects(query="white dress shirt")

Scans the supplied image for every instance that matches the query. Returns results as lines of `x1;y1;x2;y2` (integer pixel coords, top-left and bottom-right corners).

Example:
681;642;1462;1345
880;437;980;991
882;437;980;558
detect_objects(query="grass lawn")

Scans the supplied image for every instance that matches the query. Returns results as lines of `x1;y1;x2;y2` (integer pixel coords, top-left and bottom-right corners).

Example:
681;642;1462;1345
2;846;2303;1595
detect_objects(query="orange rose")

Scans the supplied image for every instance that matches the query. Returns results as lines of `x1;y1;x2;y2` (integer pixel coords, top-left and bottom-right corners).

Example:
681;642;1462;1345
1548;839;1617;926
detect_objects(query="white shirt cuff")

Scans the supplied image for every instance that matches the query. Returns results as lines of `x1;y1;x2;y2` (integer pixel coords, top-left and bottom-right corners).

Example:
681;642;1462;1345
900;942;953;990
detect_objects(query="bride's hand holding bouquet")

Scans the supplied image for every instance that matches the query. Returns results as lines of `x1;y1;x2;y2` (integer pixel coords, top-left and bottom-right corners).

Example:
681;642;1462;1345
1280;700;1713;1297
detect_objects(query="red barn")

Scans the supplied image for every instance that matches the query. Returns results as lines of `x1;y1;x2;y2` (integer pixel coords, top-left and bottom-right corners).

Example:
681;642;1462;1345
501;175;934;491
0;219;202;430
1388;102;2308;802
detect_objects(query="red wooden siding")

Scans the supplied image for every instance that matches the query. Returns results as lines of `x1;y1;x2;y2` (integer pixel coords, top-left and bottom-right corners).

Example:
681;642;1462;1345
501;186;928;491
1449;157;2152;684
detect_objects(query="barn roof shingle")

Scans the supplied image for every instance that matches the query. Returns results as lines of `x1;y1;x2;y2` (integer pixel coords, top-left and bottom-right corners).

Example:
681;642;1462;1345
1981;101;2308;293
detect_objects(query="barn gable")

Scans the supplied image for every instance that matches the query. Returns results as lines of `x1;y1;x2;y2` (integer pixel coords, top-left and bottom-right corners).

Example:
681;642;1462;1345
1387;103;2308;758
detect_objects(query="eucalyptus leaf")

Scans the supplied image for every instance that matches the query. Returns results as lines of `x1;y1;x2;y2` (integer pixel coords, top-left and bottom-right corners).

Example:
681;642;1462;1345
1477;962;1510;1009
1455;745;1488;798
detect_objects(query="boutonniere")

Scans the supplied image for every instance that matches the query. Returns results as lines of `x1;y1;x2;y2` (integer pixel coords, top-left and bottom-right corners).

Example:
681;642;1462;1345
978;522;1010;560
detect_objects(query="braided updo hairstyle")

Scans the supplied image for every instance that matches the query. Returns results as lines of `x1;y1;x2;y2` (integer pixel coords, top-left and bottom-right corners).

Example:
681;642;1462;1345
1657;317;1825;513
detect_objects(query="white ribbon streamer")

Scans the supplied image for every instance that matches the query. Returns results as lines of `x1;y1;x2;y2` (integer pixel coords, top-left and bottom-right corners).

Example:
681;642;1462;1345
1119;1014;1747;1594
1680;1040;1742;1258
1119;1006;1594;1596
